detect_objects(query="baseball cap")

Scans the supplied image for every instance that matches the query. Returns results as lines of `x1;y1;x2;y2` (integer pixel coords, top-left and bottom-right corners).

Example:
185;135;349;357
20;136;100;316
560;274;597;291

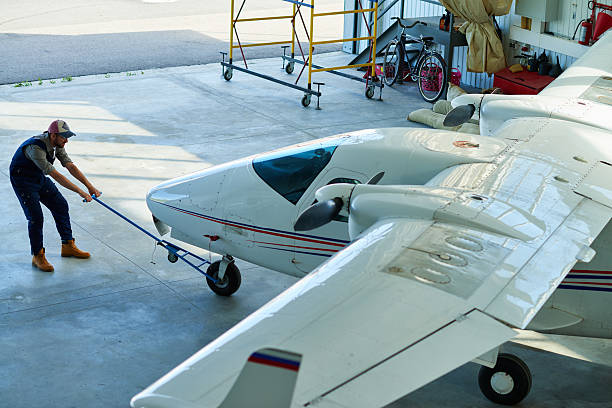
48;119;76;138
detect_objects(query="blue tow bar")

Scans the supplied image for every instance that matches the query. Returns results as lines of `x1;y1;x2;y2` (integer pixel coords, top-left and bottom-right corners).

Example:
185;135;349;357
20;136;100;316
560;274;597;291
89;195;217;283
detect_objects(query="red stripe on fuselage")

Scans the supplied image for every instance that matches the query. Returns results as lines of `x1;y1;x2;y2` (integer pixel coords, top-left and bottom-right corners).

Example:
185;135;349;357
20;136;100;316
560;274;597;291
173;208;345;247
250;241;341;252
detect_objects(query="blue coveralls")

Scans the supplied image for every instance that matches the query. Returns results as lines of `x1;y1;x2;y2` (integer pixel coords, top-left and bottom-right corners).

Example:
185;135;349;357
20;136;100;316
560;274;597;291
10;137;73;255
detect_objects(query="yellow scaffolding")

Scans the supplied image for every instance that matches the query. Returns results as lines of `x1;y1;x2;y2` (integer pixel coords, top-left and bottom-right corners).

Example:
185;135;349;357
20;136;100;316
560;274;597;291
220;0;382;107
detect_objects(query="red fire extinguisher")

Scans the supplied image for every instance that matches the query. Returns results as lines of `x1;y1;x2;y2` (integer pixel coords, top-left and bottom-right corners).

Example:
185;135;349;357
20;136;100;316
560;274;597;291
579;18;593;45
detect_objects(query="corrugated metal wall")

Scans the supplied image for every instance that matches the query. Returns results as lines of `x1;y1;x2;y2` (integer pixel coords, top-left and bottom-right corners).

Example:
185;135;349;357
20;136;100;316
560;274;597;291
525;0;612;72
347;0;612;90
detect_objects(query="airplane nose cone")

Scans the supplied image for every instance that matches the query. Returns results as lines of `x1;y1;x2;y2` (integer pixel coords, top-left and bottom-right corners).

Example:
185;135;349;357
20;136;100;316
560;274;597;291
146;186;189;208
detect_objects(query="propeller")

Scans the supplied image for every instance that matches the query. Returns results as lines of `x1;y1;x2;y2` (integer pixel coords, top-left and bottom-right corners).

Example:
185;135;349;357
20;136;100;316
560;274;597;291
153;215;170;236
366;171;385;185
294;197;343;231
443;104;476;127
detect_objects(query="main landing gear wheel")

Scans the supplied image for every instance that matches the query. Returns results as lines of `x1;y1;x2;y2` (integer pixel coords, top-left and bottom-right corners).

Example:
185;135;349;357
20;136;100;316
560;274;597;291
223;68;233;81
301;94;311;107
478;353;532;405
365;85;375;99
206;260;241;296
285;62;295;74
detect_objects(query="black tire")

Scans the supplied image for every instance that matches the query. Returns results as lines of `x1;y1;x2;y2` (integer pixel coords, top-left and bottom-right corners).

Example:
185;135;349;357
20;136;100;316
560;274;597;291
167;252;178;263
206;260;241;296
301;94;311;107
285;62;294;74
416;52;447;103
478;353;532;406
365;85;375;99
382;41;402;86
223;69;233;81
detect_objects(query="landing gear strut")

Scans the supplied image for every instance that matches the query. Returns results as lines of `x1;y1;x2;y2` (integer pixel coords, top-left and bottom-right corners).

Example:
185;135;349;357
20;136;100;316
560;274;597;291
206;255;241;296
478;353;532;405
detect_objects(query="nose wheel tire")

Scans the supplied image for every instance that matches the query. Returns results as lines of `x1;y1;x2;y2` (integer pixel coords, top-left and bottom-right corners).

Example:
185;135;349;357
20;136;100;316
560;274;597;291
206;260;241;296
167;252;178;263
478;353;532;406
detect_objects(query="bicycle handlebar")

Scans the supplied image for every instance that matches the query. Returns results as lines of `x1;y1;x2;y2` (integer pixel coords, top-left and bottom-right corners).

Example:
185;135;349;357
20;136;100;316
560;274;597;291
392;17;427;29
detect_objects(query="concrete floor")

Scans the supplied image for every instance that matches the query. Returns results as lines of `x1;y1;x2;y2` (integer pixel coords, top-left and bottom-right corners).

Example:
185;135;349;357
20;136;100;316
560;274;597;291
1;54;611;408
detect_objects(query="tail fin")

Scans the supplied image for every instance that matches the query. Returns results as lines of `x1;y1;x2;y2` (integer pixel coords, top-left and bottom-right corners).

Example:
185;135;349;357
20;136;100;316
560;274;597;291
219;348;302;408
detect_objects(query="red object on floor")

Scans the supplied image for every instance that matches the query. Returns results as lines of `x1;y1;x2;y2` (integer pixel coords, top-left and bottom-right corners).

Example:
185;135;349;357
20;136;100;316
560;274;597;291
493;67;555;95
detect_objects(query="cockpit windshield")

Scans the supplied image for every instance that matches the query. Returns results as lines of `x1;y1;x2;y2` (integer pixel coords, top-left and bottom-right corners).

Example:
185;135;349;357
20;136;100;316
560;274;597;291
253;143;338;204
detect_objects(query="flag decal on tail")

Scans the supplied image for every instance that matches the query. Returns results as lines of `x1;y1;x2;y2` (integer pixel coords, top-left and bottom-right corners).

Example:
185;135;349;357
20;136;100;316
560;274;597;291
248;351;301;371
219;348;303;408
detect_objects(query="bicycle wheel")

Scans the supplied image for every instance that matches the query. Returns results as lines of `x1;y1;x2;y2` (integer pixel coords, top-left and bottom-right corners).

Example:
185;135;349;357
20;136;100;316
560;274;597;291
382;41;402;86
416;52;447;103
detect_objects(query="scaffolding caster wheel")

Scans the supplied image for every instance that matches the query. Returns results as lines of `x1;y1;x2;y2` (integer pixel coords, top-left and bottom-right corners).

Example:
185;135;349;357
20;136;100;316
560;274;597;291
167;252;178;263
365;85;375;99
285;62;295;74
223;68;233;81
301;94;311;107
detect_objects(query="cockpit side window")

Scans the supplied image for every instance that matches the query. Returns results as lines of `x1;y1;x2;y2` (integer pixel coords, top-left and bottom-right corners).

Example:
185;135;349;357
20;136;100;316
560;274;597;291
253;145;337;204
327;177;360;186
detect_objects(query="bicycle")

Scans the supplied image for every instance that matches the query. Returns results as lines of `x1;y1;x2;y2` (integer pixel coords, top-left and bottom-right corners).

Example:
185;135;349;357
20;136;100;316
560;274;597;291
381;17;448;103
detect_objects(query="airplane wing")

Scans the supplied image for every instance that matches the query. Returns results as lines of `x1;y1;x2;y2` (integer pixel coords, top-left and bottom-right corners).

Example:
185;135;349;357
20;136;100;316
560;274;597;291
512;330;612;368
132;115;612;408
539;30;612;103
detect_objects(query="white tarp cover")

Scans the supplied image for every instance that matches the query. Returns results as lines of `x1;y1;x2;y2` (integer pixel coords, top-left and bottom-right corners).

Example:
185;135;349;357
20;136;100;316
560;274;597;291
440;0;512;74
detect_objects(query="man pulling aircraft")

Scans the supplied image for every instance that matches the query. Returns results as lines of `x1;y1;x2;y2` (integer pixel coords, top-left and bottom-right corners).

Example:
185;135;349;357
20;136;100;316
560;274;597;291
9;120;102;272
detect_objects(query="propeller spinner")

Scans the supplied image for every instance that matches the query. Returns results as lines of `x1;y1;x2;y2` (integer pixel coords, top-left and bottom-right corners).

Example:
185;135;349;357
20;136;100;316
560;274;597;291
294;197;343;231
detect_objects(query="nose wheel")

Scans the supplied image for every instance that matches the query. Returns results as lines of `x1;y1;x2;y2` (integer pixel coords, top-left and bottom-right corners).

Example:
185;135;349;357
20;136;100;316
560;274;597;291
167;252;178;263
478;353;532;405
206;258;241;296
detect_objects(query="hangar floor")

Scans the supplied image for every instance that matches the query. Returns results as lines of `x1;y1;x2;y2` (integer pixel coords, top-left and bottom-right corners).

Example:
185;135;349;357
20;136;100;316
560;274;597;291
1;53;611;408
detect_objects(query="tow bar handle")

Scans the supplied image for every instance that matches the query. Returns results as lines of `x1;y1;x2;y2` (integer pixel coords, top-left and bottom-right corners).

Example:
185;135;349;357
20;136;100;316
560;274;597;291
88;195;217;283
89;195;161;243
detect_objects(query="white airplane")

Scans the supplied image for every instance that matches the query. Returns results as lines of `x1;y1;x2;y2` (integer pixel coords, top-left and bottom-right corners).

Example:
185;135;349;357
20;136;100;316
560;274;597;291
132;31;612;407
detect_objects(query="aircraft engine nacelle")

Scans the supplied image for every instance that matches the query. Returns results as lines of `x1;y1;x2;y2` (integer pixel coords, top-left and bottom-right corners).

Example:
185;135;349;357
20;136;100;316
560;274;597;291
452;94;612;137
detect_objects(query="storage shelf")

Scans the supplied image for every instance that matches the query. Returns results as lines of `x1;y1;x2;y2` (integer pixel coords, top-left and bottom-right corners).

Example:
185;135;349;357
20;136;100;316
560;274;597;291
509;25;590;58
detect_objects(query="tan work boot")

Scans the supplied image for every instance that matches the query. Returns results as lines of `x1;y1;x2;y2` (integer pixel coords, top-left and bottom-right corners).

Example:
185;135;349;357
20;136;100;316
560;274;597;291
61;239;90;259
32;248;54;272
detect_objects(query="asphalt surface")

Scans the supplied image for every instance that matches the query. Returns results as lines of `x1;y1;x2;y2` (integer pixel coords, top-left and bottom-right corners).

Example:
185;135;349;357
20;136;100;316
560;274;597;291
0;0;343;84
